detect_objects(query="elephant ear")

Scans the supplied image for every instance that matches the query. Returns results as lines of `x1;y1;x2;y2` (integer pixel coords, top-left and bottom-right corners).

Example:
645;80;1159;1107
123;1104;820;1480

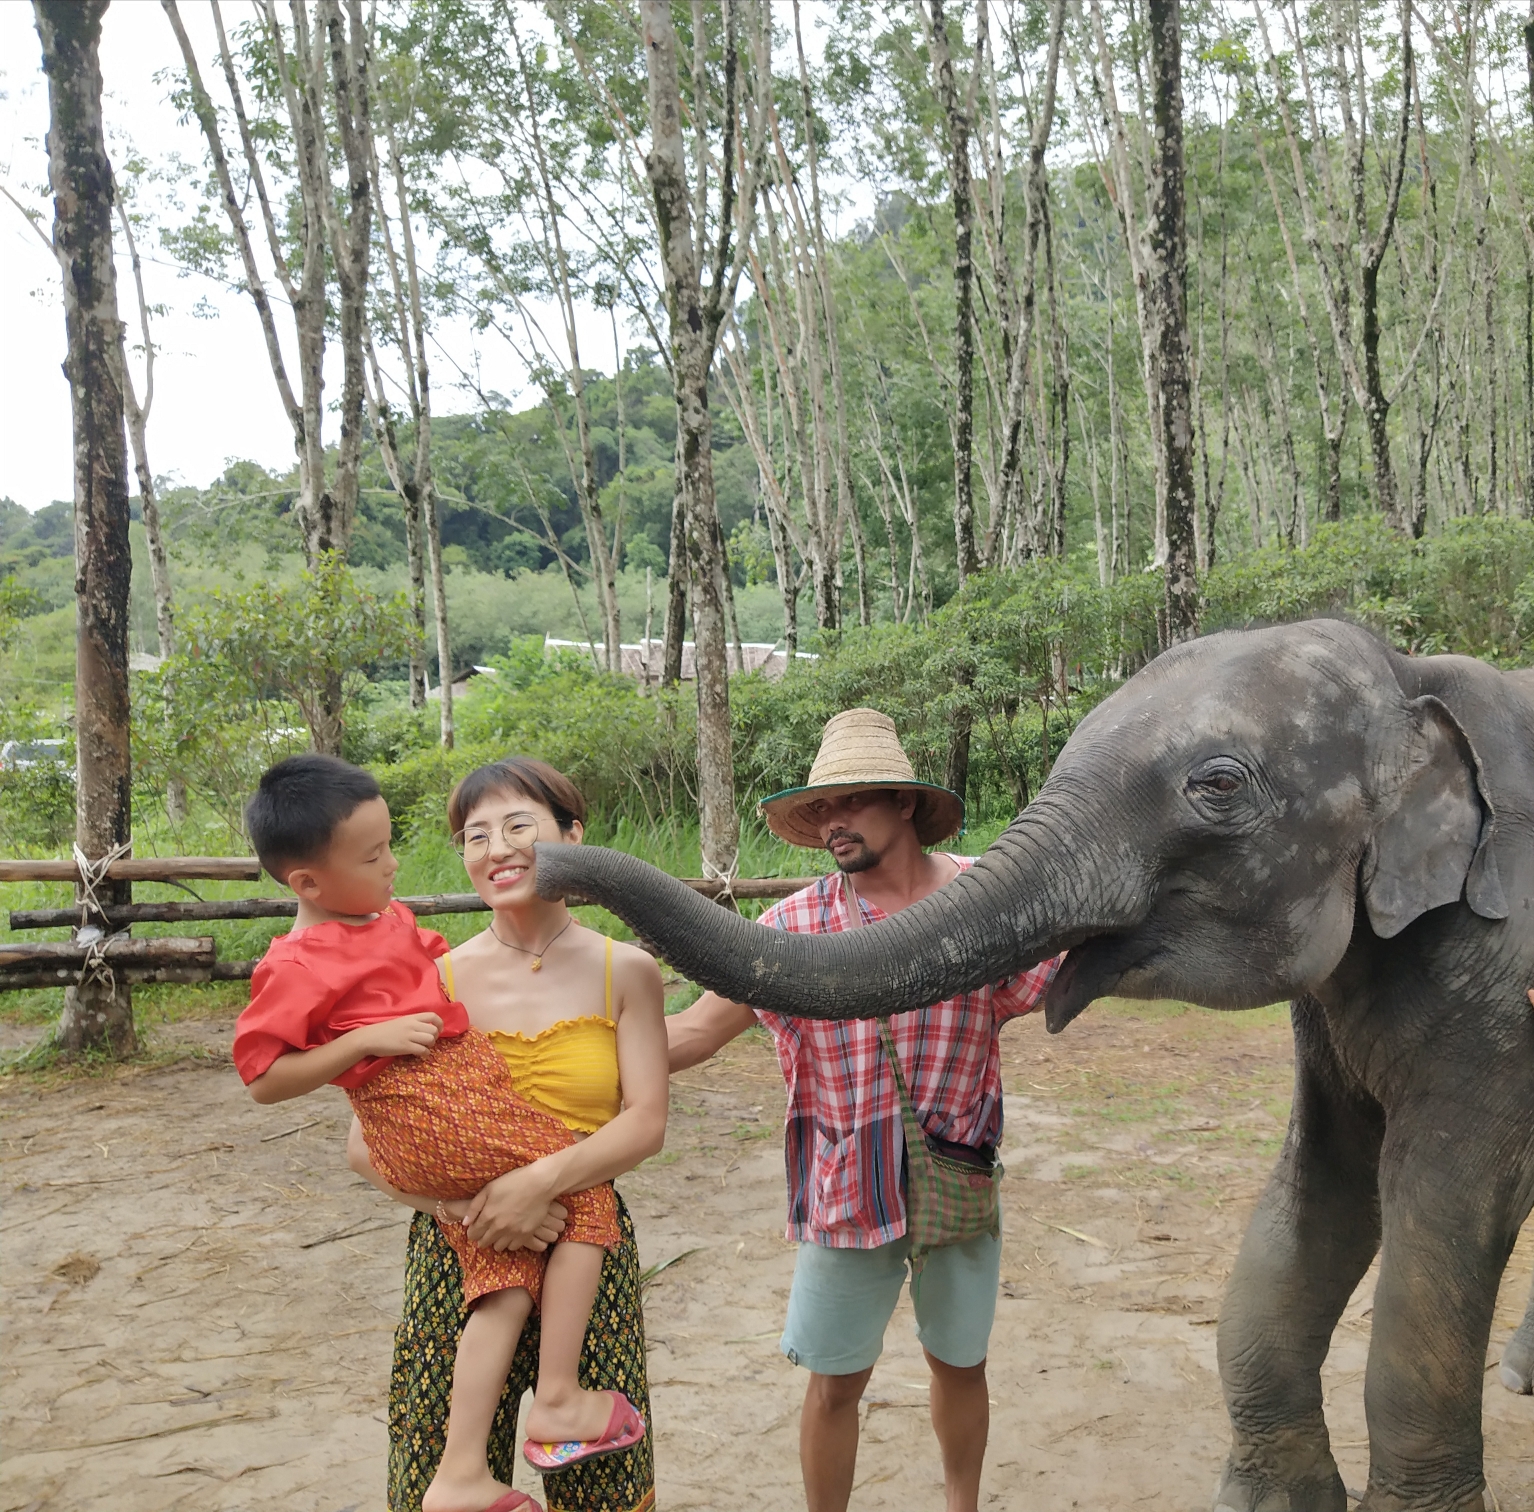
1362;695;1508;940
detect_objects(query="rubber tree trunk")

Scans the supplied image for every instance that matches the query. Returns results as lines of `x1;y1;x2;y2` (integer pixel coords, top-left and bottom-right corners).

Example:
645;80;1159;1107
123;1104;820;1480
926;0;980;585
1362;261;1401;530
424;485;453;749
116;201;186;822
116;206;172;663
403;484;427;705
317;0;371;747
36;0;137;1058
794;0;862;624
277;3;340;567
642;0;739;884
994;0;1065;556
1526;15;1534;519
662;441;688;687
1323;399;1347;523
1146;0;1200;642
326;0;371;569
675;358;737;886
370;112;432;708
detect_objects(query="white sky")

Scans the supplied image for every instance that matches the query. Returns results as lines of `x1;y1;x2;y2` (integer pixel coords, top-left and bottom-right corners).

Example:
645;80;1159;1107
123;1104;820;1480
4;3;290;512
0;1;613;515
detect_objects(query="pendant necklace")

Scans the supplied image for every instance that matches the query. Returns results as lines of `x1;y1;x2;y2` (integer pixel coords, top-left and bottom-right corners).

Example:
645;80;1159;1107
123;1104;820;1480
489;916;573;972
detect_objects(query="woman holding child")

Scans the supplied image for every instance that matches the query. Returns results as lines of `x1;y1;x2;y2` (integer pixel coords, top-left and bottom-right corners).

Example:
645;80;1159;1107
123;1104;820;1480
359;758;666;1512
234;752;664;1512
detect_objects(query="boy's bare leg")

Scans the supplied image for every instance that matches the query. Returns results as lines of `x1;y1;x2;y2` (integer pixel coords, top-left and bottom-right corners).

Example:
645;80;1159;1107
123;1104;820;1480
523;1243;615;1444
422;1286;532;1512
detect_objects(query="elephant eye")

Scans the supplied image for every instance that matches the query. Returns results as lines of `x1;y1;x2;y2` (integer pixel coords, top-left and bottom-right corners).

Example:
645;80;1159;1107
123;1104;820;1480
1188;759;1247;800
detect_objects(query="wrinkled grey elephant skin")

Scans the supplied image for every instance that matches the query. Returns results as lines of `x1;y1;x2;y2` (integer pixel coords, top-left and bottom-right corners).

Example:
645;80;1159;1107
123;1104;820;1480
535;620;1534;1512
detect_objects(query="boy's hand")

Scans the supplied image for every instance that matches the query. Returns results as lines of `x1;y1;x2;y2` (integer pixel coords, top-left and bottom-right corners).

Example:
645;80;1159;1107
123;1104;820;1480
362;1012;443;1058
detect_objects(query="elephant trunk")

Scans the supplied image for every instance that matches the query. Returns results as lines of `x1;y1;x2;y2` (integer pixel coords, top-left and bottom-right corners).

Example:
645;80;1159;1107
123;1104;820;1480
533;802;1144;1019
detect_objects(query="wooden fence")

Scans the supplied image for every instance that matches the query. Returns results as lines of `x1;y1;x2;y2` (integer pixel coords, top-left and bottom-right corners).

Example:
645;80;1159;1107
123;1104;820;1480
0;856;814;991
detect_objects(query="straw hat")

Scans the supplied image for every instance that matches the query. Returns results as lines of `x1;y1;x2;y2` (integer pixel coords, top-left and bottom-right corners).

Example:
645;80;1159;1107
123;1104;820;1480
758;708;964;848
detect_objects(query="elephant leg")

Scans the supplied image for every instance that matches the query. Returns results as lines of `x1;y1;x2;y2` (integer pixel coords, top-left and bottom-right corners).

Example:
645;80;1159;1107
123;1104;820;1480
1498;1262;1534;1394
1214;996;1384;1512
1358;1134;1527;1512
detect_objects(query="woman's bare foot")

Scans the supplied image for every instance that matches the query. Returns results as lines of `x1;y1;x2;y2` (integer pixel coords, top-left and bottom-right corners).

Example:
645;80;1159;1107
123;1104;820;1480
421;1465;517;1512
523;1384;621;1446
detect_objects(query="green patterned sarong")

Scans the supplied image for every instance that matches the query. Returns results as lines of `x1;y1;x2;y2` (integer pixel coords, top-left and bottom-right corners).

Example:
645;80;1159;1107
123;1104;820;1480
387;1196;655;1512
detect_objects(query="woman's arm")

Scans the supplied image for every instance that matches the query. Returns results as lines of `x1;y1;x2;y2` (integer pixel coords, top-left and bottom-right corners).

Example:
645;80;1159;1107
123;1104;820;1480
345;1115;565;1246
464;950;668;1251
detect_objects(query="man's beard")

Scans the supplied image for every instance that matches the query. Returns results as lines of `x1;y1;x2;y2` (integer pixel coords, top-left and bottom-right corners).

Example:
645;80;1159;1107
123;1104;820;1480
828;830;878;873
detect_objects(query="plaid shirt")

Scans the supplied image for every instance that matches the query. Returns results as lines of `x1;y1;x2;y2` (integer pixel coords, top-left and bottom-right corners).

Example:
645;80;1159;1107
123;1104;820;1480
755;859;1060;1249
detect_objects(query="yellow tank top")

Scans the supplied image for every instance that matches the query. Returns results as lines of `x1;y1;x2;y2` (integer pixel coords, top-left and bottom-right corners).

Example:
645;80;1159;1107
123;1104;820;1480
443;936;622;1135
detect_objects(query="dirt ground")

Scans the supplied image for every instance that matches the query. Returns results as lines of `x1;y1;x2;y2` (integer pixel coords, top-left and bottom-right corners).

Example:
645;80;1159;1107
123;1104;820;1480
3;1001;1533;1512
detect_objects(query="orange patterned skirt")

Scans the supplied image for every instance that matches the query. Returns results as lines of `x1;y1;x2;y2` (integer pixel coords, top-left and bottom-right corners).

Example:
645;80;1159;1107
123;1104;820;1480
347;1028;619;1306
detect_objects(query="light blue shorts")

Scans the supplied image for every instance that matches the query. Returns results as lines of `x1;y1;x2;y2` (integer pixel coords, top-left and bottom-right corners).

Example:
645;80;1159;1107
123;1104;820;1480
780;1227;1003;1375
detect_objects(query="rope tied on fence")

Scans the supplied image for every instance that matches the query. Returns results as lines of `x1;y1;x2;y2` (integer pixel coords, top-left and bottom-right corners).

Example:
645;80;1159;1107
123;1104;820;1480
73;839;131;996
699;848;739;908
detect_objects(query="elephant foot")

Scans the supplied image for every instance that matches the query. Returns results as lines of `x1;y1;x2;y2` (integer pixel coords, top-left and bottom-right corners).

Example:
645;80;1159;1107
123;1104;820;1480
1213;1446;1347;1512
1499;1322;1534;1394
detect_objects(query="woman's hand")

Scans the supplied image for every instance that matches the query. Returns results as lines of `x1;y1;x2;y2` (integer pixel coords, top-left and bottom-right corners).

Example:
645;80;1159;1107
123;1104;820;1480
463;1164;569;1252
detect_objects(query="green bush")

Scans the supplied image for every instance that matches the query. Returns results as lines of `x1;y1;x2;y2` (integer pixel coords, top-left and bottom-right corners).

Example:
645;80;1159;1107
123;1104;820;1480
367;637;697;838
133;679;308;843
131;557;416;841
1371;517;1534;663
452;639;697;824
0;576;44;652
373;739;505;837
1202;517;1410;631
344;685;440;767
0;755;75;852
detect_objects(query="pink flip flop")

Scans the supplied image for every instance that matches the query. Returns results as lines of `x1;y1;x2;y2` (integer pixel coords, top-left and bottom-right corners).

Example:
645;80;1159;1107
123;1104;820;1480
522;1391;646;1473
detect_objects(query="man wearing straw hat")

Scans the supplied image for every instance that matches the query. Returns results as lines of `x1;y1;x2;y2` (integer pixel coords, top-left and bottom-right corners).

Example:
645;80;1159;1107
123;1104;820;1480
668;709;1061;1512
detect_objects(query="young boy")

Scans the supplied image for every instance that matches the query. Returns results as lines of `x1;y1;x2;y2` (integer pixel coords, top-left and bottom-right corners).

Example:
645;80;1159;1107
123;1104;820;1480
233;754;643;1512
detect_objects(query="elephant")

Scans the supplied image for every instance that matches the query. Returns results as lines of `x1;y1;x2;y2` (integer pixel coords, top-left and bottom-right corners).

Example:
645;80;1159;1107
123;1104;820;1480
534;618;1534;1512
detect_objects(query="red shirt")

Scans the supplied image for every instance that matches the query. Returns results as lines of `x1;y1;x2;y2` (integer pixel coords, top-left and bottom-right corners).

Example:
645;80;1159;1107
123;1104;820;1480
233;902;469;1090
755;859;1061;1248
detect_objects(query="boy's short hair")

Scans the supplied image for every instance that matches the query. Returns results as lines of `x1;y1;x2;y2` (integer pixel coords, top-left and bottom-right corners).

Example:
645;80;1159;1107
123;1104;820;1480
447;757;586;839
247;753;382;880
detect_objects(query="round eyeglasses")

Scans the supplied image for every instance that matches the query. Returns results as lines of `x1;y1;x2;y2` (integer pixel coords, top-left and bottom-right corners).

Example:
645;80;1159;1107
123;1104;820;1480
452;814;541;862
